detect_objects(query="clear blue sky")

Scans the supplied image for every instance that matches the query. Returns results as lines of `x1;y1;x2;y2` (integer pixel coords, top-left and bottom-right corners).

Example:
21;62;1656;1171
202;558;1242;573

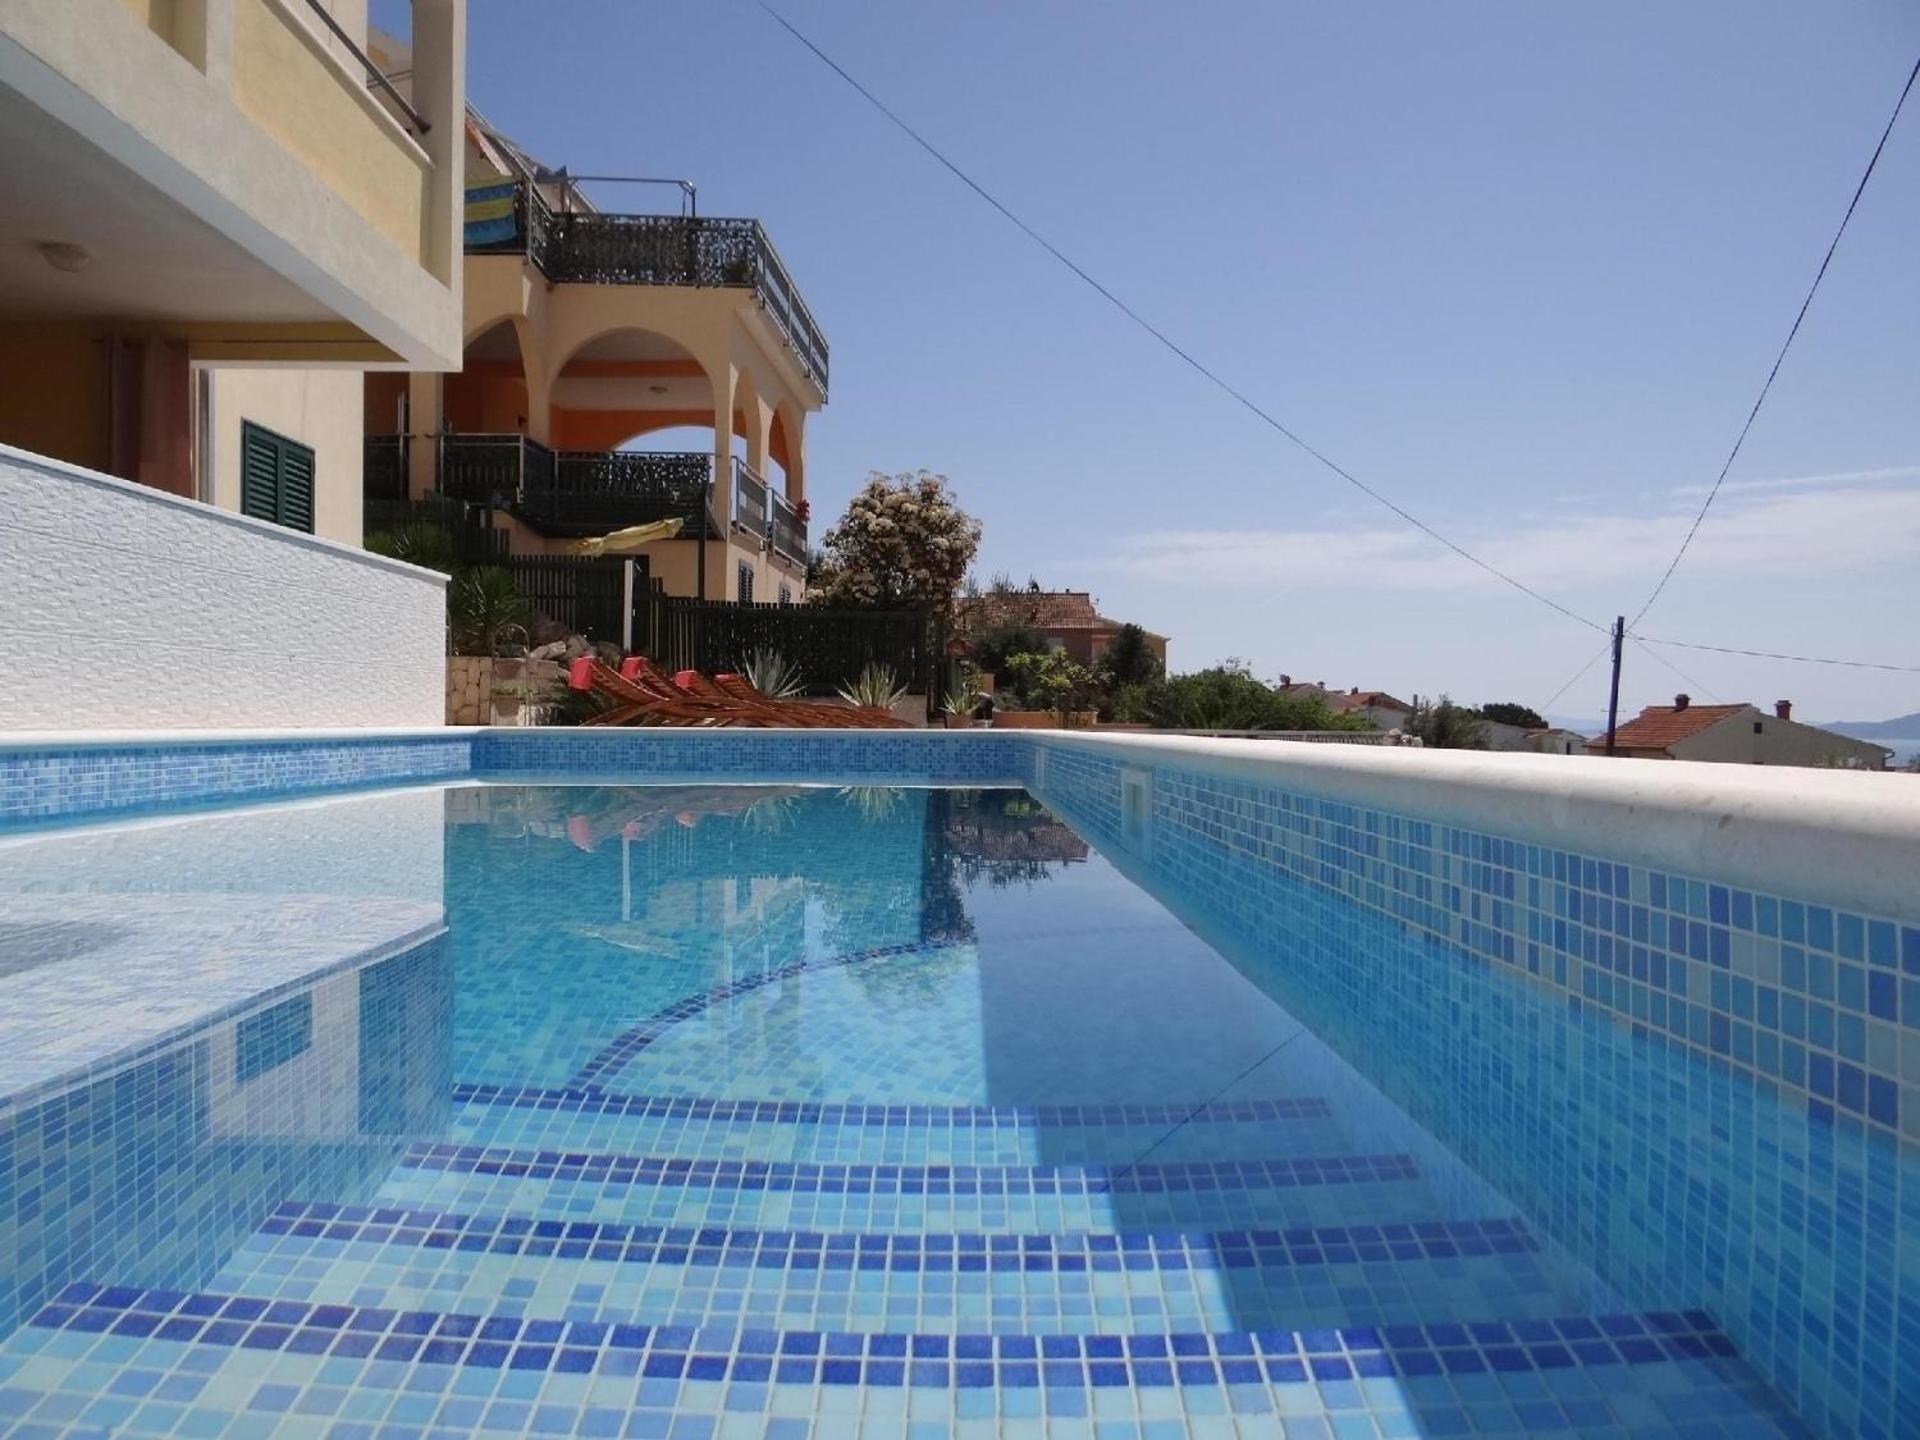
458;1;1920;724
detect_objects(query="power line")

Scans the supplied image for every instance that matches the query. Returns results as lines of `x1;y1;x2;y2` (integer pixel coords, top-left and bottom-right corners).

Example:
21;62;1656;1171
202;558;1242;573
1632;637;1719;702
759;3;1608;638
1541;637;1615;712
1630;53;1920;629
1632;636;1920;675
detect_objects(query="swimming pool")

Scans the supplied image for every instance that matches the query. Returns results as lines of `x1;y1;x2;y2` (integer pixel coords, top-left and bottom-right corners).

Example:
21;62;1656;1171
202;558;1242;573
0;731;1913;1438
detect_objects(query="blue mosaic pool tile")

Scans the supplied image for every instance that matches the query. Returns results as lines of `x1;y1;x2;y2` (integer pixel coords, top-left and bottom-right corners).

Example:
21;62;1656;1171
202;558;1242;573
0;736;468;830
0;937;451;1340
24;1286;1738;1387
1029;736;1919;1147
450;1082;1335;1131
397;1140;1420;1196
253;1200;1536;1276
1031;740;1911;1440
475;728;1027;785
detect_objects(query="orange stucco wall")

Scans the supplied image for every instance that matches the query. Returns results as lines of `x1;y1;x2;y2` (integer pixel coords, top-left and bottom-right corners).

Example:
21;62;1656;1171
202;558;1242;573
0;326;110;473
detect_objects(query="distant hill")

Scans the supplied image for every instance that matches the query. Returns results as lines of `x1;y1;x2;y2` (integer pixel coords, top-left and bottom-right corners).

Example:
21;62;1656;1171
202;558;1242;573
1544;714;1604;738
1821;712;1920;742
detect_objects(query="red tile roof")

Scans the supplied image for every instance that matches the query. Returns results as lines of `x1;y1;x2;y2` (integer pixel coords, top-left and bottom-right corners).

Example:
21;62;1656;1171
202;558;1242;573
956;591;1164;639
1341;690;1411;712
1586;704;1747;754
957;591;1102;631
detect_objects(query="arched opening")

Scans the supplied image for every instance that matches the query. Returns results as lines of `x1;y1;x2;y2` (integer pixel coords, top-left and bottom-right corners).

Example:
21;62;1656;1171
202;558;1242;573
768;408;798;499
445;319;531;434
548;328;714;454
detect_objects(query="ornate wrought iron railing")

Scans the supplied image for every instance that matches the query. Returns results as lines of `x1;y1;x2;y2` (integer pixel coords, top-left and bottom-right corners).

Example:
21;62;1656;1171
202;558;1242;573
464;182;829;396
769;490;807;562
732;460;769;539
437;435;719;539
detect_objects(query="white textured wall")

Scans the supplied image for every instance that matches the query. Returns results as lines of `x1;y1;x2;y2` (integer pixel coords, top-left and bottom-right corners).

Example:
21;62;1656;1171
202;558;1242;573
0;442;446;729
205;369;365;544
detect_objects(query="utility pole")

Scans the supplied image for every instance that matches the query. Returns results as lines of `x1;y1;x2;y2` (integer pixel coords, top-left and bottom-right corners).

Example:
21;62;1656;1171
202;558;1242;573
1604;615;1625;756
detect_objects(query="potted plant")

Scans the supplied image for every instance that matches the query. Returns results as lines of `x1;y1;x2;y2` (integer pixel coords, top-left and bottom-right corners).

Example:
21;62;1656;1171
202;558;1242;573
941;677;982;729
993;651;1099;729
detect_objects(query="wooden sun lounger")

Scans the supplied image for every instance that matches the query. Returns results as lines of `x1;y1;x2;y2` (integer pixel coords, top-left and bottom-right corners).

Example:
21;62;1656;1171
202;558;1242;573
571;656;913;729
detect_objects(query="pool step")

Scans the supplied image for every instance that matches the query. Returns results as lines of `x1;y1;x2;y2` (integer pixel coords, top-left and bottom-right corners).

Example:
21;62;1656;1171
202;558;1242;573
375;1141;1442;1234
3;1286;1802;1439
449;1083;1355;1166
208;1204;1589;1336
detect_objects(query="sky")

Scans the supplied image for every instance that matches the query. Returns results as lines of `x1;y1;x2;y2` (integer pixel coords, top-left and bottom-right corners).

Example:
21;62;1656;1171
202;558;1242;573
454;1;1920;725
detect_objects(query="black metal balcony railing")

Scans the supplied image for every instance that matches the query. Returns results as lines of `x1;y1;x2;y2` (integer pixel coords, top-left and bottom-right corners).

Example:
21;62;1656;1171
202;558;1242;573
468;181;829;396
438;435;719;539
770;491;806;562
732;460;769;540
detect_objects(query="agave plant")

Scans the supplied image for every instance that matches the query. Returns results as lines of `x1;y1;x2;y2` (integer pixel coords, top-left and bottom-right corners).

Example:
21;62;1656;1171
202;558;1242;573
449;566;532;657
740;792;800;836
364;521;458;574
838;662;907;712
942;677;982;717
742;647;805;699
838;785;905;822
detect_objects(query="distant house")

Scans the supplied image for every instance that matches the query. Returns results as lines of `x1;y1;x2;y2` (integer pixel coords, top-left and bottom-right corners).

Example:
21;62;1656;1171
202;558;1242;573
1525;728;1588;756
955;590;1168;669
1587;696;1891;769
1278;679;1413;732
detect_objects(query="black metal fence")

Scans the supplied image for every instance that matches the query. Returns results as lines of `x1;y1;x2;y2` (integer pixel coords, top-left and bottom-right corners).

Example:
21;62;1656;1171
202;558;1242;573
364;435;408;504
363;492;509;567
500;555;644;646
642;596;931;696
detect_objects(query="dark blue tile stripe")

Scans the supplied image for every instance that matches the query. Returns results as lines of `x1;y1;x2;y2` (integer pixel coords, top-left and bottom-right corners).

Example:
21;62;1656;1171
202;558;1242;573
396;1141;1419;1195
567;941;962;1089
31;1285;1737;1387
259;1201;1534;1273
451;1083;1335;1130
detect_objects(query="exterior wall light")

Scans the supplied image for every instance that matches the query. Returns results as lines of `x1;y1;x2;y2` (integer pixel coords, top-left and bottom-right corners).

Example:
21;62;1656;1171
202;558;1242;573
37;241;92;273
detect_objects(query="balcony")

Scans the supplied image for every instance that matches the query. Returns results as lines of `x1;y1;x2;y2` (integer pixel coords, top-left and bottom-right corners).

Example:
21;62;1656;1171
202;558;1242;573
417;436;808;556
468;181;828;396
770;492;807;563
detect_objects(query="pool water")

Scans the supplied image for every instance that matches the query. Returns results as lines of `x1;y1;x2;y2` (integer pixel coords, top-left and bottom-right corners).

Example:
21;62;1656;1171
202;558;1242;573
0;783;1835;1436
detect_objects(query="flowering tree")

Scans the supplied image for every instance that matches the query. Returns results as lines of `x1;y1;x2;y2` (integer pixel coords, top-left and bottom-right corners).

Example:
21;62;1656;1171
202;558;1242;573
810;471;982;612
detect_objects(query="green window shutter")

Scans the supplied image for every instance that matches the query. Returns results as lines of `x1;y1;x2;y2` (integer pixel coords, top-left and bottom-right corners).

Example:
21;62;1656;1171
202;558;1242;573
238;420;316;534
240;422;281;524
277;440;315;533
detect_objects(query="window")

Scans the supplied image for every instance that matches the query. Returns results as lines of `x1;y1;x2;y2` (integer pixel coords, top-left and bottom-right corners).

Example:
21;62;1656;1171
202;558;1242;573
239;421;315;533
778;584;793;606
737;563;754;603
1753;721;1764;735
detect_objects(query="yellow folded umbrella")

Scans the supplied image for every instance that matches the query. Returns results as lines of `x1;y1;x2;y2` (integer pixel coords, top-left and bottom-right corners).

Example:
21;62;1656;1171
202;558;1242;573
566;518;684;557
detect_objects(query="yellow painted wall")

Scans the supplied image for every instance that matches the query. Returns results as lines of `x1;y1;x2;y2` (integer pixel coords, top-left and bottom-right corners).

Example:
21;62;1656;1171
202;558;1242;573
232;0;430;266
204;368;365;544
0;328;109;474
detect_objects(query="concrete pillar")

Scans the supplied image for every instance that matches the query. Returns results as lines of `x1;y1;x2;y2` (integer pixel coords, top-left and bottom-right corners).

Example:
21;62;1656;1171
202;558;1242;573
411;0;467;292
745;396;771;477
175;0;234;88
407;371;442;499
709;361;735;533
785;411;805;505
515;319;549;443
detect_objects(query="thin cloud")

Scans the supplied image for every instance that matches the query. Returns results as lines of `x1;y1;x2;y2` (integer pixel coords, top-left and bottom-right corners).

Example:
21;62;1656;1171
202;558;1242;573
1100;479;1920;593
1667;463;1920;502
